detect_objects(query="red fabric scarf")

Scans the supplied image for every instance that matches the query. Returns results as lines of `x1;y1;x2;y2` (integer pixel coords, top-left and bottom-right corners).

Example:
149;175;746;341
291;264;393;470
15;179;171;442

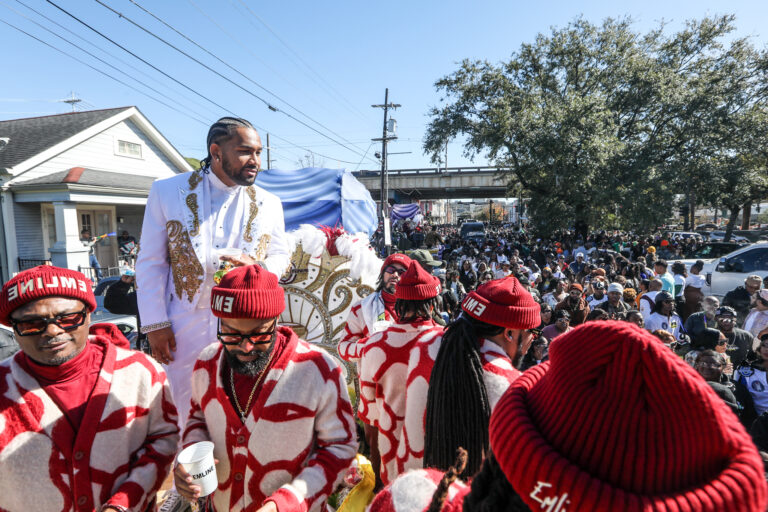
381;290;397;318
19;341;104;430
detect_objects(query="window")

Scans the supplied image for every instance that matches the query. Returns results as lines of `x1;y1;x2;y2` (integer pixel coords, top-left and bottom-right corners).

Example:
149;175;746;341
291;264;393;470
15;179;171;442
117;139;142;158
728;248;768;273
80;213;92;236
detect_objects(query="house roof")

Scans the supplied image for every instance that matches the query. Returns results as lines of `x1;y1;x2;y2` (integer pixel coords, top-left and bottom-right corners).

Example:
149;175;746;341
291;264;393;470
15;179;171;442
0;107;132;169
10;167;157;193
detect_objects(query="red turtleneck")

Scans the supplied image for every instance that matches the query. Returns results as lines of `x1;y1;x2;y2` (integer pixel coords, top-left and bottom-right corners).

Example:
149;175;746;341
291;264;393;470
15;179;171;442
19;341;105;431
381;290;397;318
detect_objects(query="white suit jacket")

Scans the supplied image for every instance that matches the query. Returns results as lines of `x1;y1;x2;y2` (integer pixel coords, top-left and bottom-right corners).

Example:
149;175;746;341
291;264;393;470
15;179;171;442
136;169;290;328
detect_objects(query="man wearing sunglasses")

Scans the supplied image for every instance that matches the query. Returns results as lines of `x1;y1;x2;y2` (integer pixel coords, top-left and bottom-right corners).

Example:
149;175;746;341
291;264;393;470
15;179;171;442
178;264;355;512
716;306;756;367
337;253;412;363
0;265;179;512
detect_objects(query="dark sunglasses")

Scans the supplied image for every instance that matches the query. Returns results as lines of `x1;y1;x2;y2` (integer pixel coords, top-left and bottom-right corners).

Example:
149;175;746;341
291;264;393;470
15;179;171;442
383;265;406;275
217;320;275;346
10;308;88;336
527;327;543;338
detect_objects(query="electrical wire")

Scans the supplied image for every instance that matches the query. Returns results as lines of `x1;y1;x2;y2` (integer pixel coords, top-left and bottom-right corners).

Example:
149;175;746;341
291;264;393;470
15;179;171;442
13;0;222;119
0;16;208;126
94;0;376;163
0;0;210;125
125;0;375;162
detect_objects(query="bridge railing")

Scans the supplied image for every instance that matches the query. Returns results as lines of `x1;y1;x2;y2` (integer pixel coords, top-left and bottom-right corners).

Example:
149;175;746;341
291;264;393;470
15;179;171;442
353;166;509;177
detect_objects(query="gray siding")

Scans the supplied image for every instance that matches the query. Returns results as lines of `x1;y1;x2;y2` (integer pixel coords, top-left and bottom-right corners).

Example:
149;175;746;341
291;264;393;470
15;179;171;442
13;202;43;259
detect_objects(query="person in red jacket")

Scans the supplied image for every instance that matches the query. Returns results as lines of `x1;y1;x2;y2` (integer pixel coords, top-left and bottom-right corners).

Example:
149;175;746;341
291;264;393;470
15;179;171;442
177;264;356;512
0;265;179;512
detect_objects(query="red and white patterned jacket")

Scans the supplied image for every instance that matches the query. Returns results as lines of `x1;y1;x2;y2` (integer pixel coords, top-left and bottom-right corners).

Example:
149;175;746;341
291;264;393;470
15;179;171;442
0;336;180;511
397;337;520;474
357;319;444;485
183;327;357;512
337;292;394;363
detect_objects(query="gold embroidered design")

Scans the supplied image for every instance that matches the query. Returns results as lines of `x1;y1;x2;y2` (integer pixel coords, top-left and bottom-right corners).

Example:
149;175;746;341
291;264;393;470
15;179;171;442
166;220;203;302
188;170;203;191
251;234;272;262
243;186;258;243
186;193;200;237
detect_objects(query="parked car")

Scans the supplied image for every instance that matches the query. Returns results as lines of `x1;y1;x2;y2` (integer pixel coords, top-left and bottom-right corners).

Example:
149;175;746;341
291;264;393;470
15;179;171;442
705;242;768;297
695;223;720;230
686;242;748;260
665;231;704;242
707;231;750;243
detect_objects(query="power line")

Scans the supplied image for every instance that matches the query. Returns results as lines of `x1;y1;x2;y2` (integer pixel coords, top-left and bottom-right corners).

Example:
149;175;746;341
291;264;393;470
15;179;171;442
94;0;376;163
0;16;208;126
13;0;222;119
125;0;374;163
233;0;373;124
1;0;210;125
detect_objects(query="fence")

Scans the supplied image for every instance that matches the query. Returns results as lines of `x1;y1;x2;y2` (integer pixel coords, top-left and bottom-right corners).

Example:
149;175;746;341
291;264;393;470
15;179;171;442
18;258;51;270
78;265;122;281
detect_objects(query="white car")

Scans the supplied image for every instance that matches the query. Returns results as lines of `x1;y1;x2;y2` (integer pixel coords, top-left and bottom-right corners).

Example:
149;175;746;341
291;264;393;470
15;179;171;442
705;242;768;297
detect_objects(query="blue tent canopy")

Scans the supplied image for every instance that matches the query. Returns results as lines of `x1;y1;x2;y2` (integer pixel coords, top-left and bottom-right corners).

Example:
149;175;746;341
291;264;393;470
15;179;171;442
255;167;378;235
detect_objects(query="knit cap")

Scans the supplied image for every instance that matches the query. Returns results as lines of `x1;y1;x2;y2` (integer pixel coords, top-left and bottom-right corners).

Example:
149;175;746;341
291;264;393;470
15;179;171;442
489;321;767;511
210;264;285;318
607;282;624;294
0;265;96;326
462;275;539;329
382;253;412;271
395;261;441;301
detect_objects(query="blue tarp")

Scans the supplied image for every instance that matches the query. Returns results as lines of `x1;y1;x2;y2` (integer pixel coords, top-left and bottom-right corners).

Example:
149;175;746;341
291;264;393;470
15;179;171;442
391;203;421;220
255;167;378;235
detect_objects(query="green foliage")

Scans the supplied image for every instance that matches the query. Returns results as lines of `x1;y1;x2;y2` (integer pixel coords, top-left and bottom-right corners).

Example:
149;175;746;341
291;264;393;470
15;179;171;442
424;15;768;236
184;157;202;170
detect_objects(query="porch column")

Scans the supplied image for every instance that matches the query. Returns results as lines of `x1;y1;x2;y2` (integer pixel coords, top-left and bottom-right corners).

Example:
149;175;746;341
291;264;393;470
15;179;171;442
48;201;90;271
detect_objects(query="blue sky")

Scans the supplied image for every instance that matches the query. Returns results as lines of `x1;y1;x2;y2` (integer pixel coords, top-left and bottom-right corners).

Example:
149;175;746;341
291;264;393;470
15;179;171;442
1;0;767;172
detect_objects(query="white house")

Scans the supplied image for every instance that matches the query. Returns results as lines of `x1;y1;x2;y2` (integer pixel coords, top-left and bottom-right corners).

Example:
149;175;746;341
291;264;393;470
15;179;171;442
0;107;191;282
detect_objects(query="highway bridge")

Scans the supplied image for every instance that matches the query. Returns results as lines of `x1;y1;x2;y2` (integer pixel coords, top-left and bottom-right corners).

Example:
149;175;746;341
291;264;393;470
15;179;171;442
351;166;511;200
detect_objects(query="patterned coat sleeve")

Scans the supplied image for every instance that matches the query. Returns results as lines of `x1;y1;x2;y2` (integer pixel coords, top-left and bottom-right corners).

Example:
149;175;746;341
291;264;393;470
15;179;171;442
136;179;171;328
104;353;181;511
337;304;368;363
182;356;214;447
263;192;291;278
265;353;357;512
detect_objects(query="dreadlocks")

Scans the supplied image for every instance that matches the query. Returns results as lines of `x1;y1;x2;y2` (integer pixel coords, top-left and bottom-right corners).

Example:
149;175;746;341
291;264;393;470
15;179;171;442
395;297;438;322
424;314;503;478
462;452;532;512
201;117;255;167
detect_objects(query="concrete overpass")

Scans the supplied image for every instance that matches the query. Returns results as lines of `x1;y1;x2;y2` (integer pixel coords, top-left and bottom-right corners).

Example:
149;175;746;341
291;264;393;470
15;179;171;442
352;166;510;200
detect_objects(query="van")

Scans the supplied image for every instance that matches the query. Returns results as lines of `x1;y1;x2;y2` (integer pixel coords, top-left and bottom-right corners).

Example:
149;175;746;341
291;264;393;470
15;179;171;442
460;222;486;241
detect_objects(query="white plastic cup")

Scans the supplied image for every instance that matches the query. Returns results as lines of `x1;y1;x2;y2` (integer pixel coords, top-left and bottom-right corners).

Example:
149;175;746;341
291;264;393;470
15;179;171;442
218;247;242;259
177;442;218;497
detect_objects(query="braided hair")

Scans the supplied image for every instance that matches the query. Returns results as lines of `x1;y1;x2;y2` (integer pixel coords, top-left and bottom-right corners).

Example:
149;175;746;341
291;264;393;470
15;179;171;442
395;297;439;322
424;314;503;478
462;452;532;512
201;117;255;167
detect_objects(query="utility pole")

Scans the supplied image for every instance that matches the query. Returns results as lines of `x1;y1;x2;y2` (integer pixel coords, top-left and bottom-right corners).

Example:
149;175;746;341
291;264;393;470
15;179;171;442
266;133;272;170
372;88;400;254
59;91;81;112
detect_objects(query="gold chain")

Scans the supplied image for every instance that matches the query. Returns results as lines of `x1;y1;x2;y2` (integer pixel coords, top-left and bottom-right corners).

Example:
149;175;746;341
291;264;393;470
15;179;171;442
229;347;275;423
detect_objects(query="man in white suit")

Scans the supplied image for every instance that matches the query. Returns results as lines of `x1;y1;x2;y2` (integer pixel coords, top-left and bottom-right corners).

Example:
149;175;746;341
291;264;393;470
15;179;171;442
136;117;290;424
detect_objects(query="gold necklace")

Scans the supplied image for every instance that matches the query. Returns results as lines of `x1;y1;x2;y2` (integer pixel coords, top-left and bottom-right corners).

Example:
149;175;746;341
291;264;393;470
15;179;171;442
229;347;275;423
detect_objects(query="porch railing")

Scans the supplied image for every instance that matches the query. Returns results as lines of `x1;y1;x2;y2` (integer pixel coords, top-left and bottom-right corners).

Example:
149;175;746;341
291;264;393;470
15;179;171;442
18;258;51;270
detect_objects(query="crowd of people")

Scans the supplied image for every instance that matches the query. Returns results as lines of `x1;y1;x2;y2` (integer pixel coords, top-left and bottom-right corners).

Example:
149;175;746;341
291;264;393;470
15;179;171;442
1;116;768;512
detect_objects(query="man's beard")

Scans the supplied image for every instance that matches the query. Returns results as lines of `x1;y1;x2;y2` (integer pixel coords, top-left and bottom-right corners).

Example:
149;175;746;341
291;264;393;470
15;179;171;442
37;335;82;366
225;341;274;377
222;157;259;186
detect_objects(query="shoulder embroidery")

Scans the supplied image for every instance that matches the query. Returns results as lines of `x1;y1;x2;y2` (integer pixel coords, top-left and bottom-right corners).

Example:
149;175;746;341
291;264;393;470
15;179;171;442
186;193;200;237
243;186;259;243
166;220;204;302
188;170;203;191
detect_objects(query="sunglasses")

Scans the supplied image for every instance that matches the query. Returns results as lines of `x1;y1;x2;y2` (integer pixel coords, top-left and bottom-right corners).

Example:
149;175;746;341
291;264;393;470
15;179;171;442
217;320;276;346
383;266;407;276
10;308;88;336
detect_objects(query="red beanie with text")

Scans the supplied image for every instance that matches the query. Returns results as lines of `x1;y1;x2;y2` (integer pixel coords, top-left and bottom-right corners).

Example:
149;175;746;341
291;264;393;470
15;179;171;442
211;265;285;319
489;321;768;511
461;275;539;329
0;265;96;326
395;261;440;301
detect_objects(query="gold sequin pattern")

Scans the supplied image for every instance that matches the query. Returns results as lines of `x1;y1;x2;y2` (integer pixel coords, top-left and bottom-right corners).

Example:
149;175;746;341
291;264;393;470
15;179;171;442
186;193;200;237
166;220;204;302
243;186;258;243
188;170;203;191
251;234;271;262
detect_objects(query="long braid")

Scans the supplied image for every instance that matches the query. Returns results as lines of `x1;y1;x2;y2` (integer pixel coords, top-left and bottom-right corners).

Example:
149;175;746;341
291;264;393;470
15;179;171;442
200;117;255;168
424;315;502;477
426;448;467;512
462;452;532;512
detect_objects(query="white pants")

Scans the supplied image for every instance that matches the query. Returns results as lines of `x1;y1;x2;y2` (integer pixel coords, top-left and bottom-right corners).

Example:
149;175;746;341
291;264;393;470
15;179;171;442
166;306;218;430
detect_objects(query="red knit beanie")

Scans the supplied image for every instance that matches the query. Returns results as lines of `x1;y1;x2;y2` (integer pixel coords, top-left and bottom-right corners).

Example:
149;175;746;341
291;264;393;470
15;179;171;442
461;276;539;329
210;265;285;319
490;321;768;511
382;253;412;271
0;265;96;326
395;261;440;301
